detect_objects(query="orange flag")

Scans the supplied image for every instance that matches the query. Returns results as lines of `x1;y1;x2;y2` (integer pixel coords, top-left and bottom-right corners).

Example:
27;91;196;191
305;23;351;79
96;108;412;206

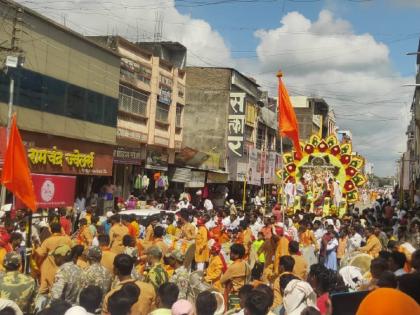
1;114;36;211
277;72;303;159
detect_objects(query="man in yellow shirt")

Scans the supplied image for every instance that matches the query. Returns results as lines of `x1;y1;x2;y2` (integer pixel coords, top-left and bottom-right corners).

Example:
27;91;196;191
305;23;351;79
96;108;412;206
102;253;156;315
288;240;308;280
109;215;129;254
272;255;295;310
35;222;72;294
220;244;250;294
360;227;382;258
204;243;226;292
195;218;209;271
273;227;290;275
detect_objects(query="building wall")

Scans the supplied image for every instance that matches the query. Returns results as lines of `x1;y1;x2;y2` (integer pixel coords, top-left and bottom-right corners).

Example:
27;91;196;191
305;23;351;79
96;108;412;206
184;67;231;169
0;3;120;145
109;39;185;163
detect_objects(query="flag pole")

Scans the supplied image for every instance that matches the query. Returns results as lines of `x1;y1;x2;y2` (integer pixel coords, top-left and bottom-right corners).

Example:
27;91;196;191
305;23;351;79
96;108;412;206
277;70;285;224
0;75;15;209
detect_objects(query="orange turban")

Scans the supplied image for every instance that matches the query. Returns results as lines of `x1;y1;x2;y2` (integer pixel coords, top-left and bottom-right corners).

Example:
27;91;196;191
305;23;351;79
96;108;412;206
356;288;420;315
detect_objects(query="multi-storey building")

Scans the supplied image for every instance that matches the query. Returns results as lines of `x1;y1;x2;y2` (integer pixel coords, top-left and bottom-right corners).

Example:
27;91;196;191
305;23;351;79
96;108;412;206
0;0;120;208
88;37;186;198
183;67;279;204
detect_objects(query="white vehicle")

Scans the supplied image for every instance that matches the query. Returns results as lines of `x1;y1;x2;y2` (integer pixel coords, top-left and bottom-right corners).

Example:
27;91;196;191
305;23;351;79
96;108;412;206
120;208;177;226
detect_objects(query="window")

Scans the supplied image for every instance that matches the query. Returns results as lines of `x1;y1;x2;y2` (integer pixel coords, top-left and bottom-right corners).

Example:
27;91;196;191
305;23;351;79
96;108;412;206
245;126;254;142
119;85;148;117
66;85;85;120
176;104;183;128
178;84;185;99
0;68;118;127
86;91;104;123
156;101;169;123
120;58;152;86
256;125;266;150
16;71;43;110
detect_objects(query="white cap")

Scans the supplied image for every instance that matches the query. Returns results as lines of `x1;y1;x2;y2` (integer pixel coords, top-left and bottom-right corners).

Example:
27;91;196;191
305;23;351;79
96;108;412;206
196;190;202;196
229;199;234;204
106;211;114;218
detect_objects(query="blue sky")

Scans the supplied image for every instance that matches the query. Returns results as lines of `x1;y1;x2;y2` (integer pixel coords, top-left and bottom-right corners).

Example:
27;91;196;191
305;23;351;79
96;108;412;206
18;0;420;176
177;0;420;78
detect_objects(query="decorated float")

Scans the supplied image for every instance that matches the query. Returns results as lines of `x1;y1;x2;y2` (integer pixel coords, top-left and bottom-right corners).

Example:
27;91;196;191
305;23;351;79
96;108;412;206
278;134;367;217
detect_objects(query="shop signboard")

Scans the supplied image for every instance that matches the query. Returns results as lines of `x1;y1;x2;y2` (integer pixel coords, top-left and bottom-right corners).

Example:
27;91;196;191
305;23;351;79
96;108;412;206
146;150;168;171
113;147;142;165
185;171;205;188
15;174;76;209
227;92;246;181
21;131;114;176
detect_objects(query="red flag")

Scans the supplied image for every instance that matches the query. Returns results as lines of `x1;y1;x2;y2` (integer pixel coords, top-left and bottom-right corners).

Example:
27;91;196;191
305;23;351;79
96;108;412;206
277;72;303;158
1;114;36;211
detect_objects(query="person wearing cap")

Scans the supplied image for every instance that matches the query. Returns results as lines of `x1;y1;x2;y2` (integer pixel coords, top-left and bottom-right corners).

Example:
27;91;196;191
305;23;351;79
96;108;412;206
109;215;129;255
204;243;227;292
195;217;209;271
50;244;83;305
273;227;290;275
229;199;237;216
0;252;36;314
168;250;190;300
35;222;72;295
80;246;112;294
145;246;169;291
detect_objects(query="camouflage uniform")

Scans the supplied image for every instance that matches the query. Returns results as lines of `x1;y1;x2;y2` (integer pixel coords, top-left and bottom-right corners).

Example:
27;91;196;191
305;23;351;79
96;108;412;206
0;252;37;314
145;262;169;290
81;262;112;294
50;261;82;305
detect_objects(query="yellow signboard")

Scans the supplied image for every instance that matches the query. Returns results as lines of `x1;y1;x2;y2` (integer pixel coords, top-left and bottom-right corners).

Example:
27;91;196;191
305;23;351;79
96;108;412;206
28;147;95;169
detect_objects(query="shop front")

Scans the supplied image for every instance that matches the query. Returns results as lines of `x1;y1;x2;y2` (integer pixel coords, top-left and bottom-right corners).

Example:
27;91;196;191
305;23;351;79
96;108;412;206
144;147;169;199
21;130;114;213
113;147;145;200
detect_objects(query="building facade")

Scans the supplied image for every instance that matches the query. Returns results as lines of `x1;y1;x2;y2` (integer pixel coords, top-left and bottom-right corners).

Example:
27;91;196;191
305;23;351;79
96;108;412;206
0;0;120;210
89;37;186;199
183;67;279;204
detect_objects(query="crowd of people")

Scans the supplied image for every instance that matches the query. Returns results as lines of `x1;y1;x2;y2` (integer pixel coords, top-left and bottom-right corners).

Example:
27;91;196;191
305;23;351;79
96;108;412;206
0;191;419;315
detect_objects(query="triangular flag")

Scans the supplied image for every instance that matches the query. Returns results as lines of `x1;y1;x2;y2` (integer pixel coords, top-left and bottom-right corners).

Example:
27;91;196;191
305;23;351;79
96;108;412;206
1;114;36;211
277;72;303;159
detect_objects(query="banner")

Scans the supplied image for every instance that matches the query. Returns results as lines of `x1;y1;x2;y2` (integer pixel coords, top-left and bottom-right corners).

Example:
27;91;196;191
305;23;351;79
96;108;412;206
264;152;277;184
15;174;76;209
248;148;261;186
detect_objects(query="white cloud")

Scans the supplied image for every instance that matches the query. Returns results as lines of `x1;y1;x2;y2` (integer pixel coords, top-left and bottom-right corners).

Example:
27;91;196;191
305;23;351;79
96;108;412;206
15;1;413;175
16;0;233;67
251;10;412;176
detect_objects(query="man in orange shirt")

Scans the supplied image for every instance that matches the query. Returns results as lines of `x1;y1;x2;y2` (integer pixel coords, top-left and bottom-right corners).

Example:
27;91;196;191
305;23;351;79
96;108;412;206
273;227;290;275
122;215;137;239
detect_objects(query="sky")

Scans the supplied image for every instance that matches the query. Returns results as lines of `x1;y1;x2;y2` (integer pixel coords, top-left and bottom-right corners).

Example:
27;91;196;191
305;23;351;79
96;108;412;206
16;0;420;176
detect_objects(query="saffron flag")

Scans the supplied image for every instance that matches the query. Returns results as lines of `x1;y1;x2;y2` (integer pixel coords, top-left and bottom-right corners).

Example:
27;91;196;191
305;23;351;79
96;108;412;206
277;73;303;159
1;114;36;211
